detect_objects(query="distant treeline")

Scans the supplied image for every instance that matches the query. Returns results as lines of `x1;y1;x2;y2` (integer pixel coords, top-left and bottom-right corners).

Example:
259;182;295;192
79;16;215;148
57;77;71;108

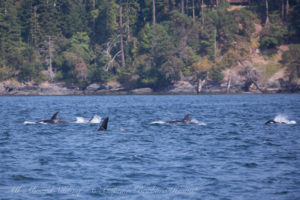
0;0;299;89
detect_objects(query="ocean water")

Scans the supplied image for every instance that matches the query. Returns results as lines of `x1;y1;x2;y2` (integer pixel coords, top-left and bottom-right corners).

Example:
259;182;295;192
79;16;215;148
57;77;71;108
0;94;299;200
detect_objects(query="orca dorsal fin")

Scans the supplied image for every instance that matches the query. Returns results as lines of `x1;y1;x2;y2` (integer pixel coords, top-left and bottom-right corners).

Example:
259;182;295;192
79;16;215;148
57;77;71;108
51;112;59;120
98;117;109;131
183;114;190;121
88;115;94;123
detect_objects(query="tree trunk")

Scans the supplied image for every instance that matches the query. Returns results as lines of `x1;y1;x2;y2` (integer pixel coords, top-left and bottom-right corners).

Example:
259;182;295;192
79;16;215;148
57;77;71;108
48;36;54;81
153;0;156;27
201;0;204;27
281;0;284;19
92;0;96;33
181;0;184;14
198;0;201;16
125;1;130;41
227;68;232;94
197;78;206;93
265;0;269;25
119;0;125;67
216;0;219;9
192;0;195;23
286;0;289;18
92;0;95;9
214;28;217;58
186;0;188;14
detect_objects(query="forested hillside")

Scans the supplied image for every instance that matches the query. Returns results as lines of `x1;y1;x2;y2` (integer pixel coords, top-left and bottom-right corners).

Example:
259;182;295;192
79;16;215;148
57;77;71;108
0;0;299;93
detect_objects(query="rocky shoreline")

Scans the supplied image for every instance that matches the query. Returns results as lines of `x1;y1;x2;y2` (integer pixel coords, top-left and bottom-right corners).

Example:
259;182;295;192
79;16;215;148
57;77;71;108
0;80;298;96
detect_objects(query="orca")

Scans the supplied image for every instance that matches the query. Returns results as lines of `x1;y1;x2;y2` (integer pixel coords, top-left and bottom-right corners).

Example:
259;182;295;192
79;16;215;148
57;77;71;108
98;117;109;131
38;112;69;124
166;114;197;124
265;120;286;124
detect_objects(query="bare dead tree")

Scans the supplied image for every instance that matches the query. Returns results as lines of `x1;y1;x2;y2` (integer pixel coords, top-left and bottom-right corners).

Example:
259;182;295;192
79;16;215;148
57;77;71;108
48;36;55;81
239;66;263;92
119;0;125;67
226;68;232;94
265;0;269;25
197;79;206;93
104;36;121;71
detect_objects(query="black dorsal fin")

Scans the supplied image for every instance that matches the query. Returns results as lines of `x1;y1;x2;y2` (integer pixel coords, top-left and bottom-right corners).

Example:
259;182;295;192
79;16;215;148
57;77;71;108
51;112;59;120
183;114;190;121
98;117;109;131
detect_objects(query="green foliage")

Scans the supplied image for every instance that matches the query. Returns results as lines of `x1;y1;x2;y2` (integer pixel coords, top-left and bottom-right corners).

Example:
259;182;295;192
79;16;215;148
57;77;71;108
69;32;95;63
136;24;177;89
0;0;299;90
88;64;110;83
281;44;300;79
17;61;45;82
18;63;35;81
215;6;239;52
288;0;300;43
233;8;257;38
209;66;224;81
94;0;119;44
0;65;14;81
260;13;288;50
138;23;152;54
60;0;89;38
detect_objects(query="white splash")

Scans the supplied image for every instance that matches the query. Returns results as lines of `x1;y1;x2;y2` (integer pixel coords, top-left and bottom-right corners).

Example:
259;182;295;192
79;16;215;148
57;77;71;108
190;119;207;126
24;121;36;125
150;119;206;125
150;120;167;124
274;114;296;124
75;117;87;123
89;115;101;124
75;115;101;124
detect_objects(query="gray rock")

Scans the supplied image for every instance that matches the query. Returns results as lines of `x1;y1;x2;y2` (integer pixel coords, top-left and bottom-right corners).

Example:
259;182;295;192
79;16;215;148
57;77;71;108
39;84;82;95
168;81;196;94
85;83;101;91
104;85;124;91
0;84;6;94
131;88;153;94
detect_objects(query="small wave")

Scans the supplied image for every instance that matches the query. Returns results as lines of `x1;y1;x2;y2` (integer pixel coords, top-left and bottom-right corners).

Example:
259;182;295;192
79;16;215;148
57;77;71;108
274;114;296;124
190;119;206;126
75;115;101;124
24;121;36;125
150;120;167;124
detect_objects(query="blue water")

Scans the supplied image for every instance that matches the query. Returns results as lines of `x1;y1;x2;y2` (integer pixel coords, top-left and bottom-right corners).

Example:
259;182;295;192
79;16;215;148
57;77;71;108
0;95;299;199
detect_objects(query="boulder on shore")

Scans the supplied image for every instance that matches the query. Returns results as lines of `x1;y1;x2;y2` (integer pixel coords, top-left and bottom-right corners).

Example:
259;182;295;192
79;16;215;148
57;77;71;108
130;88;153;94
167;81;196;94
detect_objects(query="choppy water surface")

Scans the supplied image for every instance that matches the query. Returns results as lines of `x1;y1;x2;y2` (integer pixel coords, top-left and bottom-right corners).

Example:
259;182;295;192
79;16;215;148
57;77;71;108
0;95;299;199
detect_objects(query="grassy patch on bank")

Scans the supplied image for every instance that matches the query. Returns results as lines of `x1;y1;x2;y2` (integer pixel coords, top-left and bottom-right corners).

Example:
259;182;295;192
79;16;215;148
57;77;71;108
258;63;282;79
